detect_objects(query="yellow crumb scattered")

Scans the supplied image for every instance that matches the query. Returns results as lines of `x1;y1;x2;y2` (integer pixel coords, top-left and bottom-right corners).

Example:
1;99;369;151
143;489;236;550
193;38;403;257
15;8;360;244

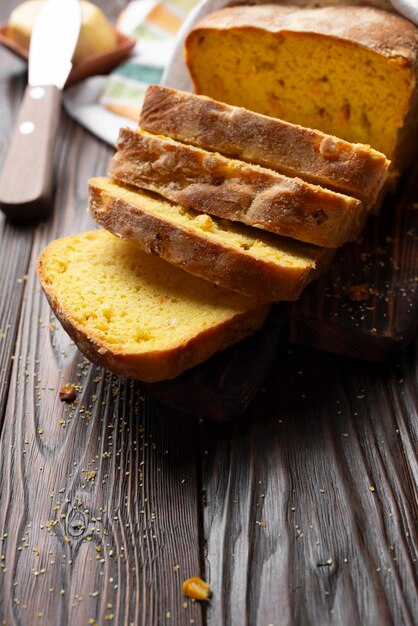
59;383;77;402
346;283;370;302
182;577;211;601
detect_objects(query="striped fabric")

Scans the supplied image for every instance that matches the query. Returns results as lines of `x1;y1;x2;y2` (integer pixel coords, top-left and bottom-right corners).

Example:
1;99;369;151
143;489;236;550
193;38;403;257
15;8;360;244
100;0;200;120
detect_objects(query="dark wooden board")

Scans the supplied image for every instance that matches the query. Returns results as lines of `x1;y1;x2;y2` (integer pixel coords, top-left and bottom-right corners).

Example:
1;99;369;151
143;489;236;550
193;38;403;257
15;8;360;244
199;339;418;626
0;326;204;625
0;2;417;625
0;221;33;421
143;164;418;420
0;340;205;625
0;106;204;626
140;307;286;421
289;165;418;361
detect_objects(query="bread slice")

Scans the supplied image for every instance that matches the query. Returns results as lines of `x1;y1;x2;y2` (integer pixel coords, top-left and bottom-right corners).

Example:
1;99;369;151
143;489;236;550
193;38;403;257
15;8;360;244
139;85;390;207
37;230;270;382
109;128;365;248
88;177;334;302
184;4;418;170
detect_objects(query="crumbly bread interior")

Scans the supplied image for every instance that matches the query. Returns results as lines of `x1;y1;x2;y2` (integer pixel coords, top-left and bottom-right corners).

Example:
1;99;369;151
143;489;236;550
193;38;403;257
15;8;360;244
186;22;413;158
38;231;269;381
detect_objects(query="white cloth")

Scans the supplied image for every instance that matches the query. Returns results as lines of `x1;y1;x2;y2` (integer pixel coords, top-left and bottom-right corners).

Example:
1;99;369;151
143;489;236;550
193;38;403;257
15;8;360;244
63;0;418;147
390;0;418;24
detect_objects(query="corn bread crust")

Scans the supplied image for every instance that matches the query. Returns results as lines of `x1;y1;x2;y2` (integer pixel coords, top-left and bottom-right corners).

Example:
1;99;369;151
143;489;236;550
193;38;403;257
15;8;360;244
140;85;389;207
109;128;365;248
88;177;334;302
187;4;418;57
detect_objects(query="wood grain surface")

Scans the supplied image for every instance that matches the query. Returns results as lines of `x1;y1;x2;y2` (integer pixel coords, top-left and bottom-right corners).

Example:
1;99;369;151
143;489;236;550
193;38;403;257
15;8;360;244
200;344;418;626
0;1;417;624
289;169;418;361
0;34;204;624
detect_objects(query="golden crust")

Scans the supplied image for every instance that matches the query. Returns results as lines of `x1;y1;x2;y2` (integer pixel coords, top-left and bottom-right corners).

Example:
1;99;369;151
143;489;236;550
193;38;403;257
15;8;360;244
109;128;365;248
88;176;334;302
140;85;389;207
188;5;418;64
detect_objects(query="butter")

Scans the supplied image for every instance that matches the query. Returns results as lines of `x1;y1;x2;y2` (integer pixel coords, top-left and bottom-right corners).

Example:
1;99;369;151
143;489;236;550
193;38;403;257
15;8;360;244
8;0;118;63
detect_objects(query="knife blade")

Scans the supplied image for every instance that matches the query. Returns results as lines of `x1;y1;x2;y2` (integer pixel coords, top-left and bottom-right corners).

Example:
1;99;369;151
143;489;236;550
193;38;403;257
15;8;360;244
0;0;81;221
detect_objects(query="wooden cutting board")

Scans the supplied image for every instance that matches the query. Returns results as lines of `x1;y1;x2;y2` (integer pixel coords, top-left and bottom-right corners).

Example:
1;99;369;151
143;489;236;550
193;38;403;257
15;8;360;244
289;162;418;361
141;163;418;420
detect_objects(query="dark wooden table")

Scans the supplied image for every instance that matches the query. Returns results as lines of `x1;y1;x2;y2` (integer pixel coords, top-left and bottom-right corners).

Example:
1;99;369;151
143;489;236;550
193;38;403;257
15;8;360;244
0;2;417;624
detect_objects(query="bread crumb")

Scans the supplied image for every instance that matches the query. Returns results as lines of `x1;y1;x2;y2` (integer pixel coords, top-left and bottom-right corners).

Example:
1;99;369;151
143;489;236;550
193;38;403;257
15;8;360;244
182;577;211;601
346;283;370;302
59;384;76;402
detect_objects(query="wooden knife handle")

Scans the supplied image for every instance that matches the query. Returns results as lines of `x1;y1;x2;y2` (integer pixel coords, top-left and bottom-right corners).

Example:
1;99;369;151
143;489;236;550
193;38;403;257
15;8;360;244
0;84;61;221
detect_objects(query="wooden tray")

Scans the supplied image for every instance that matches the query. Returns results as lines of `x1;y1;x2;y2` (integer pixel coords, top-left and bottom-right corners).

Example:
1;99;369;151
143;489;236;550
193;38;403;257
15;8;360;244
140;307;287;421
142;163;418;420
0;23;136;86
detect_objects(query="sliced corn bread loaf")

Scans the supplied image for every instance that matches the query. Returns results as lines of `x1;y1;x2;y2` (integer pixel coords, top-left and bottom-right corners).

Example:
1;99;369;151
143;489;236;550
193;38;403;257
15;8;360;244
109;128;365;248
37;230;270;382
185;5;418;169
88;177;334;302
140;85;390;207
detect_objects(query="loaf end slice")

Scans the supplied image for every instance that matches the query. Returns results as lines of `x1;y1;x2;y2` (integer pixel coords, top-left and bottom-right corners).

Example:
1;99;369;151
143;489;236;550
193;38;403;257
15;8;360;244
184;4;418;169
109;128;365;248
37;231;270;382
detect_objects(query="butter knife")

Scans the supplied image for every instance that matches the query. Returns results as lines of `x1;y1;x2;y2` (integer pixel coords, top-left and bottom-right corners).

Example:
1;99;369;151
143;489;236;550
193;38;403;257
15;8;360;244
0;0;81;220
